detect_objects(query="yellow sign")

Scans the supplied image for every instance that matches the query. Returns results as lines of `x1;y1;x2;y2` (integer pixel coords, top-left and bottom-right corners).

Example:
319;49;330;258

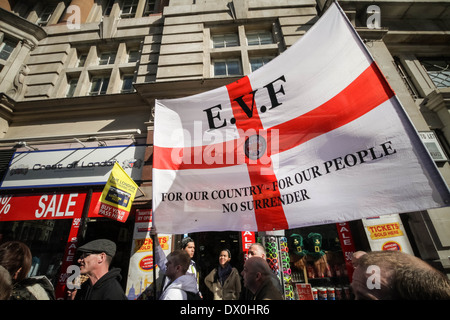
134;236;170;253
98;162;138;222
367;222;403;240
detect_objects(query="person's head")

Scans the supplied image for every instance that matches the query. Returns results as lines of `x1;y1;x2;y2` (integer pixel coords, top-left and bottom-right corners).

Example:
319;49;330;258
219;249;231;267
0;265;12;300
351;250;450;300
0;241;32;283
248;243;266;259
77;239;116;278
181;237;195;258
241;257;272;294
165;249;191;281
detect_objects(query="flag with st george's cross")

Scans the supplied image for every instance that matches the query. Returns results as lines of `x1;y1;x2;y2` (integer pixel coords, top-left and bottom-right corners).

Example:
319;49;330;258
152;2;450;234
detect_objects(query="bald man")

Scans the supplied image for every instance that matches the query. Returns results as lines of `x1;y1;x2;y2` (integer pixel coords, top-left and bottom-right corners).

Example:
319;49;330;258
351;250;450;300
241;257;283;300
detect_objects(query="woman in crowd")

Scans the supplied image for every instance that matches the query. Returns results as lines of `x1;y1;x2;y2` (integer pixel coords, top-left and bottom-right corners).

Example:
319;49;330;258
0;241;55;300
204;249;241;300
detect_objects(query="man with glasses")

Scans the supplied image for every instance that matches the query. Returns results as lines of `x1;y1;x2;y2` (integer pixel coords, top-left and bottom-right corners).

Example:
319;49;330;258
73;239;127;300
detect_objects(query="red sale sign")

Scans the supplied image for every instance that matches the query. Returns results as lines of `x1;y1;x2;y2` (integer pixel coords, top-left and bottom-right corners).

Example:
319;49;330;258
0;192;102;222
336;222;356;282
241;231;255;260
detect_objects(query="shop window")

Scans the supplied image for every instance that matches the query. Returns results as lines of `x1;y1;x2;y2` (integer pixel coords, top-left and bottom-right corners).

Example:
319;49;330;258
286;223;354;300
0;220;73;283
213;58;242;77
212;34;239;48
247;31;273;46
420;58;450;88
66;78;78;97
99;52;116;65
250;56;274;72
121;74;134;93
89;76;110;95
121;0;139;18
0;39;16;61
37;4;57;26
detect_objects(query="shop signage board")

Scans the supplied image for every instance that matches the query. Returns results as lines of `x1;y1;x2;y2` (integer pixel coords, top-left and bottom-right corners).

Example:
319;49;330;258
0;145;145;189
362;214;414;254
0;191;103;222
125;209;172;300
152;2;450;234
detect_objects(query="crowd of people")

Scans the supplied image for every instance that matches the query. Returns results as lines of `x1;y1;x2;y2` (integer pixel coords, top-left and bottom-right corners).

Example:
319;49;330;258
0;234;449;300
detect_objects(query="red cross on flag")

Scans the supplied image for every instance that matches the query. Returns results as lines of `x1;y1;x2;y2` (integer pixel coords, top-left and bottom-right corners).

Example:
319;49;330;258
152;2;449;234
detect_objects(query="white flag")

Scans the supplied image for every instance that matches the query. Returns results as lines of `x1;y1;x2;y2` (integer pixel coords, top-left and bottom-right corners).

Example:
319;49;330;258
152;2;449;234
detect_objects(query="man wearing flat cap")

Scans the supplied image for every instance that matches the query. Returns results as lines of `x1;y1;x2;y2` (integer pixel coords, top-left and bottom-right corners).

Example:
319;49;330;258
73;239;127;300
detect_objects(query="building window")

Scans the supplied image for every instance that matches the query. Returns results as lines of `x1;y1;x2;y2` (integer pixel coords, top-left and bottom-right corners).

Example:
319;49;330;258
213;59;242;77
144;0;157;15
78;54;87;67
250;56;274;72
37;4;56;26
247;31;273;46
420;58;450;88
99;52;116;65
121;75;134;93
128;50;140;63
121;0;139;18
66;78;78;97
0;39;16;61
212;34;239;48
90;76;110;95
104;0;114;16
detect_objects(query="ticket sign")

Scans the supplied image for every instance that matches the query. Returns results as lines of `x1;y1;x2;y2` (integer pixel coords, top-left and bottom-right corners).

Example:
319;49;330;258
363;214;413;254
125;209;172;300
366;222;403;240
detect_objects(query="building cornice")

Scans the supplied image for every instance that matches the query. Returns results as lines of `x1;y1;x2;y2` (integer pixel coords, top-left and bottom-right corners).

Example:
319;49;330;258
0;8;47;46
5;92;150;122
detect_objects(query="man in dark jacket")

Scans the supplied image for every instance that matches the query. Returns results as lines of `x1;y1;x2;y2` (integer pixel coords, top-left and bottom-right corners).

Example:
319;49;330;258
74;239;127;300
241;257;283;300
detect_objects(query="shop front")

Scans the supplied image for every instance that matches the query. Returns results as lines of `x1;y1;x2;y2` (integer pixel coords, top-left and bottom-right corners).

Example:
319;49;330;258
186;216;415;301
186;223;361;301
0;143;145;299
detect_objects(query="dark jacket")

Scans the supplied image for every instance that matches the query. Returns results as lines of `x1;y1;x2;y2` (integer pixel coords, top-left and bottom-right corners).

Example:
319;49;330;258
254;278;283;300
75;268;127;300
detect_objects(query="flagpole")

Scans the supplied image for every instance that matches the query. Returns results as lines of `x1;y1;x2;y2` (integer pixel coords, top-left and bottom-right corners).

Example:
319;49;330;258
151;218;157;298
